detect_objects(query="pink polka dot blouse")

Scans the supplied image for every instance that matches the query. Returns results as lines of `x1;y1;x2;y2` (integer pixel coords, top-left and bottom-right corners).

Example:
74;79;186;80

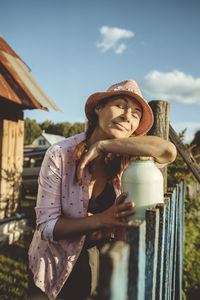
28;132;126;300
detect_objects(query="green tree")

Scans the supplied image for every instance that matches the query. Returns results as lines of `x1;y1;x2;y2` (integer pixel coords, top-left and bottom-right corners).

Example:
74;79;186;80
24;118;42;145
191;130;200;147
167;129;200;187
40;121;72;137
40;120;54;132
67;122;86;137
63;122;72;137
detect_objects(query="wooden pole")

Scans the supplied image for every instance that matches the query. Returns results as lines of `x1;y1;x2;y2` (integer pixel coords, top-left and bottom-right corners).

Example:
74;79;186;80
155;203;166;300
97;241;130;300
148;100;170;193
145;208;159;300
126;220;146;300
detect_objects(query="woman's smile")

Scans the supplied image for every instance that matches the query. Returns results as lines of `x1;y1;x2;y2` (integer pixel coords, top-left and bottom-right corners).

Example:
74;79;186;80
113;122;128;131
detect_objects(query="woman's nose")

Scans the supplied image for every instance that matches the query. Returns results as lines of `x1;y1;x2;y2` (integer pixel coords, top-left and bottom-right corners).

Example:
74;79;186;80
120;108;131;121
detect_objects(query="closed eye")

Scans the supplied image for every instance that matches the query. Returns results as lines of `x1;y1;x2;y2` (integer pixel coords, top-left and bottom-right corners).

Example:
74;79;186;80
116;104;125;109
115;103;141;119
132;113;140;119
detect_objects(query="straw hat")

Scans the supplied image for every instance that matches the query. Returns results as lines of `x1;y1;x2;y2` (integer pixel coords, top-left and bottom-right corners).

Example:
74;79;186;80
85;79;154;136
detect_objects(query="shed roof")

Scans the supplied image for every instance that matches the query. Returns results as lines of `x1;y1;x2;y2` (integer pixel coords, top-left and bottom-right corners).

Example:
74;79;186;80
0;35;61;111
41;131;65;145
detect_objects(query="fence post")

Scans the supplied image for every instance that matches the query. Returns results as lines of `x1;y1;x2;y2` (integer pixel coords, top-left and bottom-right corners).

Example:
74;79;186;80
145;208;159;300
175;181;184;300
148;100;170;193
167;189;177;300
155;203;166;300
162;196;171;300
126;220;146;300
97;241;130;300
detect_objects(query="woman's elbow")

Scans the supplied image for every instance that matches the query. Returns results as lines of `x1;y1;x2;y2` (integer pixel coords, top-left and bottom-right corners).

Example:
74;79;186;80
165;142;177;163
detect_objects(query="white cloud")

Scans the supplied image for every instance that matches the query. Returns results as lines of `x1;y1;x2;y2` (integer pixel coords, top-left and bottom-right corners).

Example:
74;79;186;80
96;26;134;54
171;121;200;144
141;70;200;104
115;43;127;54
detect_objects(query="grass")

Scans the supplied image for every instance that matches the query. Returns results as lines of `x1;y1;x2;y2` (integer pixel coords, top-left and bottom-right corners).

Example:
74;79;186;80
0;238;30;299
0;196;36;300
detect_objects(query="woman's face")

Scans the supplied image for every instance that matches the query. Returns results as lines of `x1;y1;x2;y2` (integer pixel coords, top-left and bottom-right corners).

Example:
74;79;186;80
95;97;142;139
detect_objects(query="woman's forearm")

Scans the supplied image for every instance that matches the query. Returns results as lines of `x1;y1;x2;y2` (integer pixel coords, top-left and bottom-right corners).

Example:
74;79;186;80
53;214;102;241
53;192;135;240
99;136;177;164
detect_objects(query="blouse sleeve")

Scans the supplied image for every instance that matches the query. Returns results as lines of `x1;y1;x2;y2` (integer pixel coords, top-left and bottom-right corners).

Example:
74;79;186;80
35;145;63;242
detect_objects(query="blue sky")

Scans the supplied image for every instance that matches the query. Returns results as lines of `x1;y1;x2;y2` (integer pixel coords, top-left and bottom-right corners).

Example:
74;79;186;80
1;0;200;143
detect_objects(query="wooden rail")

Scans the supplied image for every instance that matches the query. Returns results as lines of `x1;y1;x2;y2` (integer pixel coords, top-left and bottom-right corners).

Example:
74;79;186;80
94;181;184;300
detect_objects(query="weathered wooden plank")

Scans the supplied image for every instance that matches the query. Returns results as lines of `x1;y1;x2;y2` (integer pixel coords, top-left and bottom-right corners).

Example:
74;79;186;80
172;186;179;300
0;118;2;218
7;119;15;216
167;188;176;300
126;220;146;300
162;197;171;300
97;241;130;300
145;208;159;300
0;119;9;218
13;114;24;212
13;118;19;211
175;181;184;300
155;203;166;300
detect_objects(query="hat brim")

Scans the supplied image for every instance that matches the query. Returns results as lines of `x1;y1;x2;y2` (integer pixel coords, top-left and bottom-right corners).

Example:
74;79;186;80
85;90;154;136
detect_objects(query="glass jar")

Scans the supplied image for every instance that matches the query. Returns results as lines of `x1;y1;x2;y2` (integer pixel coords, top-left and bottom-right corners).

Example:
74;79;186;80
121;156;163;221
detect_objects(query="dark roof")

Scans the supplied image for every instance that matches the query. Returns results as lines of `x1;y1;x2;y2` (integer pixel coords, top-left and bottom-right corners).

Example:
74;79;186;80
0;35;61;111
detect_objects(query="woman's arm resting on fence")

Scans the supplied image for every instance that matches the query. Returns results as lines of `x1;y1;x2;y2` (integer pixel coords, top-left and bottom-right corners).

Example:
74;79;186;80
77;136;177;184
100;136;177;163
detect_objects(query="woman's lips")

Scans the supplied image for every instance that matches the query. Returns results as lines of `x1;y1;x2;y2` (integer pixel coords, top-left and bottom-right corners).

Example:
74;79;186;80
113;122;127;131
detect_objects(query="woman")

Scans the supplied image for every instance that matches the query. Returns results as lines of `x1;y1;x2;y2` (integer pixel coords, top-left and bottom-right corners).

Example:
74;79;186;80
28;79;177;300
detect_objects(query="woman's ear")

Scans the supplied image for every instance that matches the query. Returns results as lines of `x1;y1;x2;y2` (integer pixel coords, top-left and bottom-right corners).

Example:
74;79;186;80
94;105;102;115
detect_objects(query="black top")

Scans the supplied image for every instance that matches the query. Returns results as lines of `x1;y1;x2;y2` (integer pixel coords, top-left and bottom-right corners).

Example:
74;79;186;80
87;182;116;214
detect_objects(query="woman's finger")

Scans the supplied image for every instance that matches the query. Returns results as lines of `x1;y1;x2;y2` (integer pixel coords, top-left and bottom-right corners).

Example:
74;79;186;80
77;144;102;185
115;192;127;205
116;202;135;213
116;208;135;218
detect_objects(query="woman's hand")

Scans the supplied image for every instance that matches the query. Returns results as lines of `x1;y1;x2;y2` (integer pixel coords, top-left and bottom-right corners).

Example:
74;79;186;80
77;141;103;185
97;192;135;228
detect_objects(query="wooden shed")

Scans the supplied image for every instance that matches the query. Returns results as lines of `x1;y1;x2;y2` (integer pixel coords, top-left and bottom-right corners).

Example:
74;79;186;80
0;35;60;219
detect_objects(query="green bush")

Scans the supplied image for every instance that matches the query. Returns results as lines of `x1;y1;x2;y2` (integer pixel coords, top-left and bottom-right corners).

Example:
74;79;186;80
183;194;200;299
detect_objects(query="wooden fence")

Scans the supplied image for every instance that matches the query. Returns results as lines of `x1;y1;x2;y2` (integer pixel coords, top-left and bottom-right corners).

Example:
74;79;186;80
95;181;184;300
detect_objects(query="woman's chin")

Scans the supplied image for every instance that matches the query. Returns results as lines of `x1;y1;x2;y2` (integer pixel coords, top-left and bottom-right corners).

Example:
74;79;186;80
105;129;130;139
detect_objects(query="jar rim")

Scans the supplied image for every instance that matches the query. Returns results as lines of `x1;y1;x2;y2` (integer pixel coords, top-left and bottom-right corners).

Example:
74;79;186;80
130;156;155;161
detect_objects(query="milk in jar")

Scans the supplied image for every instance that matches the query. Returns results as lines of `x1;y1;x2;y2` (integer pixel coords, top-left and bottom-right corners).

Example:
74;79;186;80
121;156;164;221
